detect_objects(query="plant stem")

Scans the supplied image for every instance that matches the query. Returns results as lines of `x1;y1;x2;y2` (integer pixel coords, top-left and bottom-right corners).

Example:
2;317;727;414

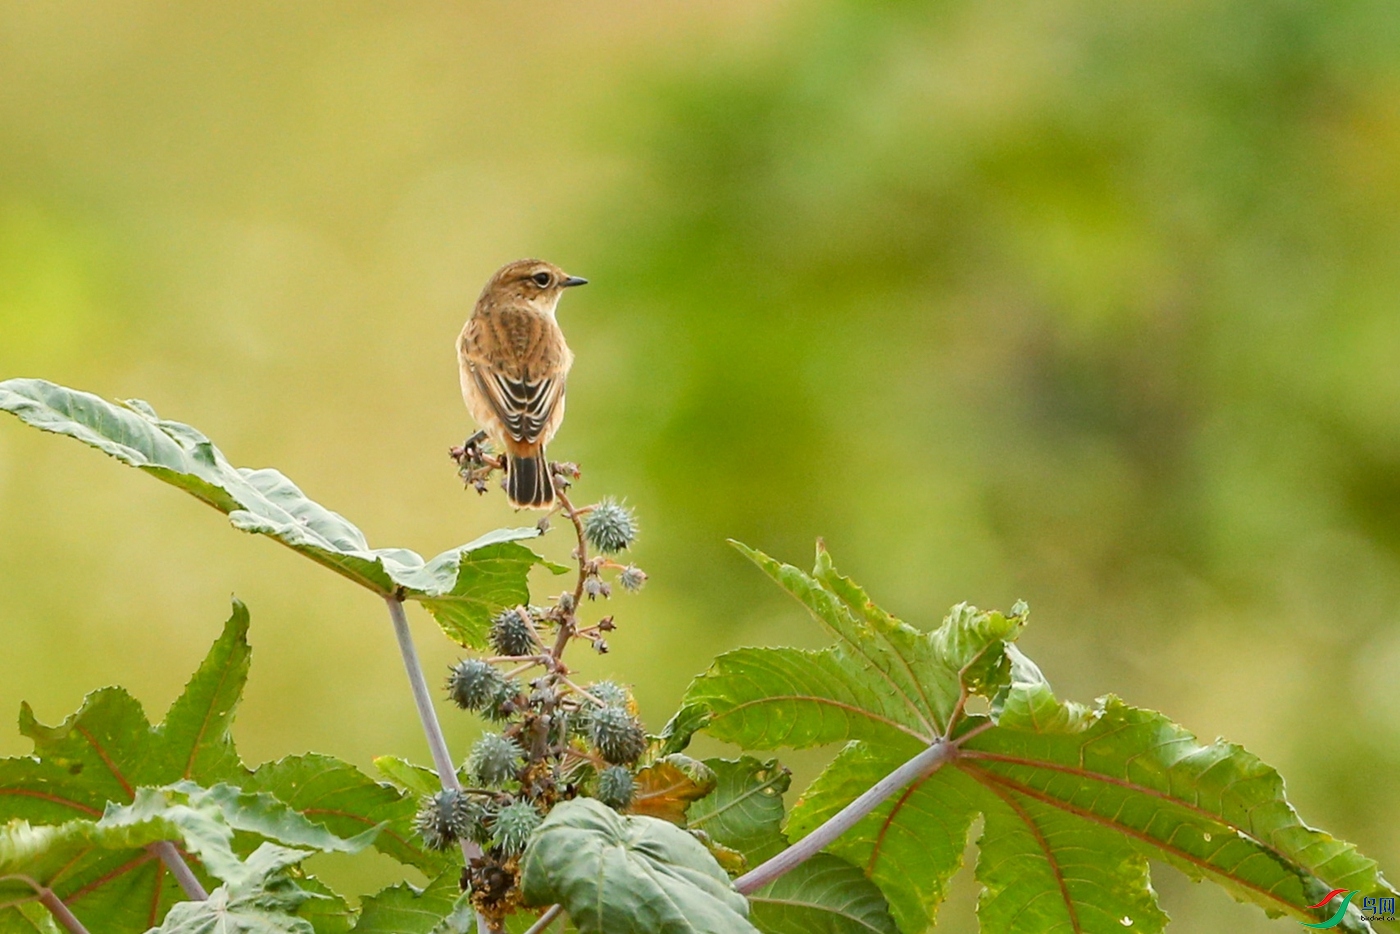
511;480;591;932
523;904;564;934
385;597;492;933
383;595;481;865
733;740;953;894
150;841;207;900
36;888;90;934
551;488;588;659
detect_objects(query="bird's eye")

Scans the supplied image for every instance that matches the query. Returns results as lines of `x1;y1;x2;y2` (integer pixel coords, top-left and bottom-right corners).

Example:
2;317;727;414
532;272;552;287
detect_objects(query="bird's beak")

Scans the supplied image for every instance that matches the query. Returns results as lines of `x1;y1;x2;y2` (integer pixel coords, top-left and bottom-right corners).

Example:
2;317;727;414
561;275;589;288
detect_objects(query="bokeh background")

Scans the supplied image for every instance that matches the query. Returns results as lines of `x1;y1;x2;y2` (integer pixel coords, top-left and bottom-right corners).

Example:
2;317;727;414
2;2;1397;929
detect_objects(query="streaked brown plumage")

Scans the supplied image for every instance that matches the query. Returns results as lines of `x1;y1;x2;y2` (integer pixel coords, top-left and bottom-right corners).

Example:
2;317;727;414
458;258;585;508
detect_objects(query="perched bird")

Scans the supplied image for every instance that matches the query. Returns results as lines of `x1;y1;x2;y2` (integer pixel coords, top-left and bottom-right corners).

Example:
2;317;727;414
458;259;586;508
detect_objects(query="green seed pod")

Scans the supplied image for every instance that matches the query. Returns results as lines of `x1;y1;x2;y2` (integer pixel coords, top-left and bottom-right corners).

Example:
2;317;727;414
413;789;484;851
447;659;506;711
483;677;523;722
489;609;537;657
468;733;524;786
489;800;542;855
596;766;635;810
586;680;633;710
589;705;648;765
583;498;639;554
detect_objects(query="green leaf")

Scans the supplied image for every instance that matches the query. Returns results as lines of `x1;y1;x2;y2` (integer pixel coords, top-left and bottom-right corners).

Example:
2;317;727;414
520;798;759;934
0;783;365;934
350;871;468;933
0;902;63;934
146;843;330;934
686;758;791;865
746;855;899;934
245;755;443;875
683;543;1022;754
294;877;354;934
0;379;562;646
686;758;896;934
705;543;1398;934
0;603;252;826
0;605;255;929
102;783;376;885
153;783;381;861
0;605;437;867
0;606;437;931
962;690;1391;933
786;742;983;934
371;757;469;801
0;816;184;909
656;704;711;757
159;599;254;785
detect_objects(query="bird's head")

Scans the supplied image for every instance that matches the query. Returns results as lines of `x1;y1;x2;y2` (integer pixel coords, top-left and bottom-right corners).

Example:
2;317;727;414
479;258;587;315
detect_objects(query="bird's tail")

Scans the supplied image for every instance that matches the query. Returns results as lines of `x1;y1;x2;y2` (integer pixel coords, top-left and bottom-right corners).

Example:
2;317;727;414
506;450;554;509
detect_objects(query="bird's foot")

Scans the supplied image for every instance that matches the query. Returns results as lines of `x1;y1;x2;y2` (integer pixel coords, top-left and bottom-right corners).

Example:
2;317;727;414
451;431;502;494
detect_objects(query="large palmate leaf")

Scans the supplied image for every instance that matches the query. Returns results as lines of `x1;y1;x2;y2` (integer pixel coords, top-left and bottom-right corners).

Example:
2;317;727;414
0;604;440;931
0;604;256;929
520;798;758;934
0;816;186;933
0;784;370;934
684;542;1023;755
686;758;897;934
685;543;1398;934
0;378;562;646
1;601;253;826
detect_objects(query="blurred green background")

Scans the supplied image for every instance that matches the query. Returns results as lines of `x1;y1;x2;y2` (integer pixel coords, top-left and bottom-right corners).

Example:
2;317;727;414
1;2;1397;929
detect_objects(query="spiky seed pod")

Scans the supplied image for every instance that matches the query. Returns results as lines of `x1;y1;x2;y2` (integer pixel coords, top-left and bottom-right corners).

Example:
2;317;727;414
483;677;522;722
557;591;576;613
584;576;611;601
468;733;524;786
489;800;542;855
489;609;538;657
589;705;648;765
596;766;635;810
412;790;456;851
459;795;494;844
586;681;634;711
447;659;506;711
552;709;583;745
583;498;639;554
567;681;629;737
413;789;485;851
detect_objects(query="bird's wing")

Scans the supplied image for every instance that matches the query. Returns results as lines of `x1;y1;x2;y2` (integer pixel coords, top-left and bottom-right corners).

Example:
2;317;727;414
469;364;565;445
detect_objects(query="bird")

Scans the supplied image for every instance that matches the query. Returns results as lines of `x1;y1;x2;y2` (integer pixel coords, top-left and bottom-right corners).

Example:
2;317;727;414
458;258;586;508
